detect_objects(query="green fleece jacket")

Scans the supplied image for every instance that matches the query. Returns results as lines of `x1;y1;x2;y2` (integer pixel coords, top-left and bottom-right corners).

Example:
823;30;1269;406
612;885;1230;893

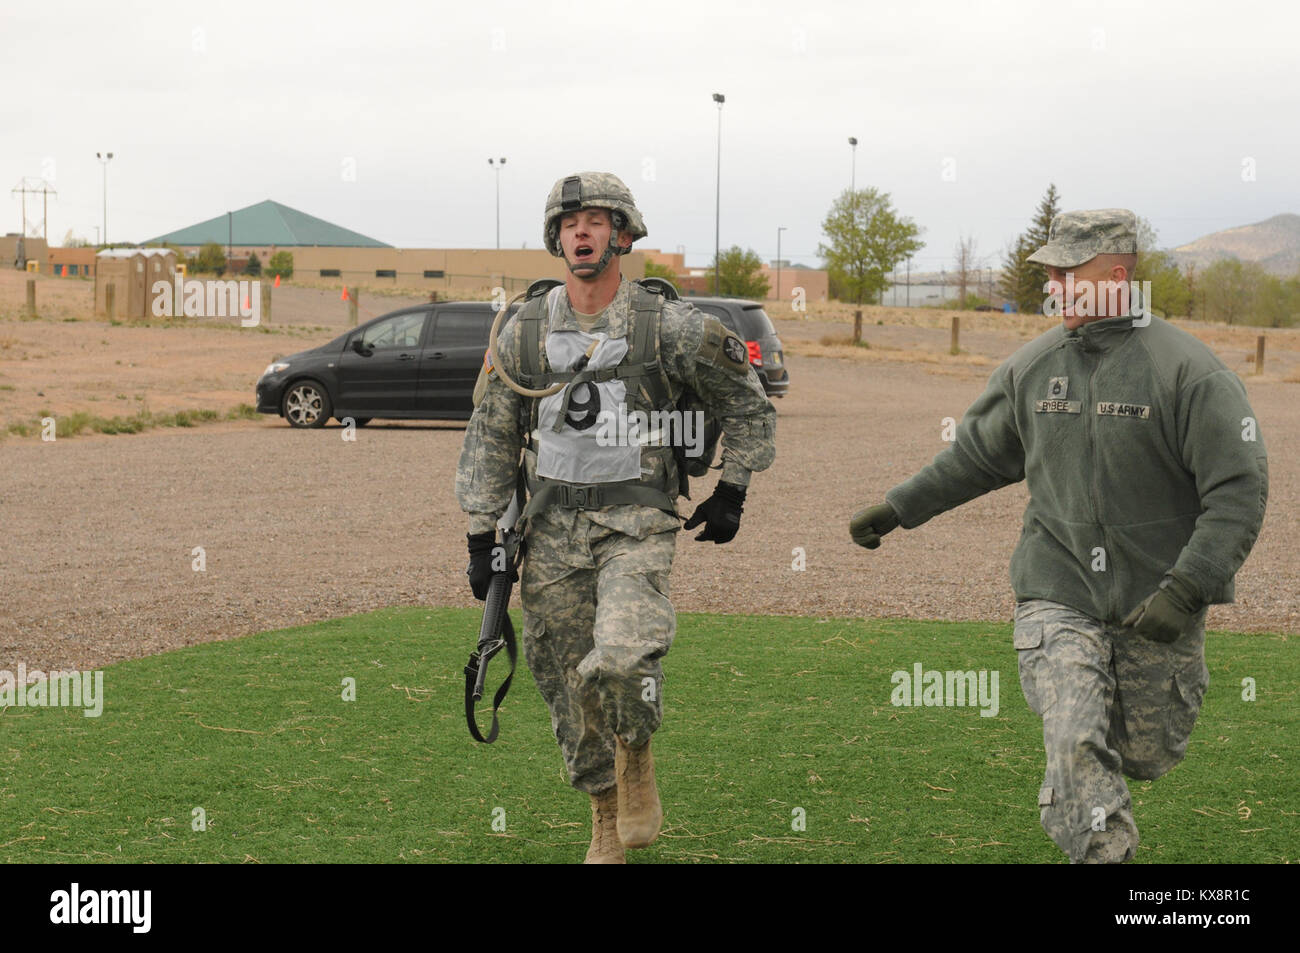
885;314;1269;623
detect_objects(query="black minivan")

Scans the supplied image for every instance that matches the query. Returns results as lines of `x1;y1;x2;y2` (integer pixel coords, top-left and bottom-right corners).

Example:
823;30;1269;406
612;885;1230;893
255;301;517;428
682;296;789;398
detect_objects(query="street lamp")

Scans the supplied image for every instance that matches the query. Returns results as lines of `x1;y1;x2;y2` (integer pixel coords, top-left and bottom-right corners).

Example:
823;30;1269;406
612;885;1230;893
776;226;786;305
712;93;725;295
95;151;113;246
488;157;506;250
848;137;857;192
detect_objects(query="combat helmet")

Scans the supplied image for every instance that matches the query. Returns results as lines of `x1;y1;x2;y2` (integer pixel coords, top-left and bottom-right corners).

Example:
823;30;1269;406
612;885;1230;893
543;172;647;277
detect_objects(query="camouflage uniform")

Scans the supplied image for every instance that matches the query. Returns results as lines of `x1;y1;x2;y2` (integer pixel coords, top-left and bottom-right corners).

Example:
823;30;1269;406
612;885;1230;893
456;277;775;793
880;209;1268;862
1013;599;1209;862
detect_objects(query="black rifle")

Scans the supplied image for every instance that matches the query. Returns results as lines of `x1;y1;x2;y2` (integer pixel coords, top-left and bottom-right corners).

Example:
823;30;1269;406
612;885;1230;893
464;494;522;743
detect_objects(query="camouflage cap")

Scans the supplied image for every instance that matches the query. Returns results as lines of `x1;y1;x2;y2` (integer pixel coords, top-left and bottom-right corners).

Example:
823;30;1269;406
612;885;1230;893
1027;208;1138;268
543;172;647;257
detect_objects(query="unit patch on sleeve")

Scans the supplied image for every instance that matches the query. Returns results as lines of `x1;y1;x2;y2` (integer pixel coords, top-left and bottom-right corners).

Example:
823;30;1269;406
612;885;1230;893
721;334;748;367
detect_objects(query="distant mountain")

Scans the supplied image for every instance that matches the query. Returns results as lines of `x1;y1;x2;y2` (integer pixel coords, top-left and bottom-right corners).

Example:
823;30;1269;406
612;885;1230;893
1172;213;1300;276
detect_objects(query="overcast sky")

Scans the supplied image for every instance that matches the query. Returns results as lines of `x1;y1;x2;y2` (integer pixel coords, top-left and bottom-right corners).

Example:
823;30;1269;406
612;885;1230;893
4;0;1297;271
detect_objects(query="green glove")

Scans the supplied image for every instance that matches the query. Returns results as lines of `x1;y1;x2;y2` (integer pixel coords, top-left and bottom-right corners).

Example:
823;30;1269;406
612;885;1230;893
1122;571;1202;643
850;503;900;550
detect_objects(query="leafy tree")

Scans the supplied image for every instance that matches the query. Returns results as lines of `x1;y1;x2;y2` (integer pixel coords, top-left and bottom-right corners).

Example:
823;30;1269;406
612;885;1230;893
266;251;294;280
643;261;679;290
818;188;924;305
1198;259;1283;326
704;245;771;299
195;241;227;276
1134;249;1190;317
999;184;1061;313
245;251;262;276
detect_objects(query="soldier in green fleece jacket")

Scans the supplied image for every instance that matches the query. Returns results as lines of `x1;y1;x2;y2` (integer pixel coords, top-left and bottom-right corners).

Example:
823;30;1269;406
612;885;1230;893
850;208;1269;864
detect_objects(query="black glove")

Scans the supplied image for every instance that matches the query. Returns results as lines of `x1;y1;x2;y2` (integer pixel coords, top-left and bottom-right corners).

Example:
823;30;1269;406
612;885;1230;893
466;532;497;601
849;503;900;549
684;481;747;544
1122;571;1202;643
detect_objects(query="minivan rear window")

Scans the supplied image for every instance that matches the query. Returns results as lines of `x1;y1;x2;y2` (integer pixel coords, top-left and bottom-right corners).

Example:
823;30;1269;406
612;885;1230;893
742;305;776;336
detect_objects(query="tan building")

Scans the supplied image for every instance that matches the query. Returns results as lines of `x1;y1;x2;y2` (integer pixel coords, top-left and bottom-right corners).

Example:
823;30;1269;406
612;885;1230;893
291;246;647;297
2;234;49;270
675;264;829;303
48;247;97;278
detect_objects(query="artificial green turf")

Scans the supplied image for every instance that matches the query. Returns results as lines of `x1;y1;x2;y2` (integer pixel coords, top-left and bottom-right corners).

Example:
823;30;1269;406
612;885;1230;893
1;610;1293;863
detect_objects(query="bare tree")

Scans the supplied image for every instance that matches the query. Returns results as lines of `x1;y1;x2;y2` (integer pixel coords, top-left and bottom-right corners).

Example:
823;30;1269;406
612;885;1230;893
953;234;985;308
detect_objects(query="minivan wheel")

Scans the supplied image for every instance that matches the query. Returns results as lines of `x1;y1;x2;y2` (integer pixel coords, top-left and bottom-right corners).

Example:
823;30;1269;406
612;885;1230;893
283;380;332;428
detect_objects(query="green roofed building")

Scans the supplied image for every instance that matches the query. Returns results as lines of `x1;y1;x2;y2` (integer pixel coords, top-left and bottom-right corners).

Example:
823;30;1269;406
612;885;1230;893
145;199;391;251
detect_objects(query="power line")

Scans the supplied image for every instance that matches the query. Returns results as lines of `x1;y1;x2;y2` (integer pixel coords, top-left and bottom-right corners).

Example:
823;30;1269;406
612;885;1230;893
11;177;57;240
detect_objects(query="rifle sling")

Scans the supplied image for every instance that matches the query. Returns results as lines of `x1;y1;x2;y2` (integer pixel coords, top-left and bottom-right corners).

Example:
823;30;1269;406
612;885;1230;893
464;611;517;744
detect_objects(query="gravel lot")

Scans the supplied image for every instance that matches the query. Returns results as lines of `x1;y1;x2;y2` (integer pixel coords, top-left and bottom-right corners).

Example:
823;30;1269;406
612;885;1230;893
3;316;1297;672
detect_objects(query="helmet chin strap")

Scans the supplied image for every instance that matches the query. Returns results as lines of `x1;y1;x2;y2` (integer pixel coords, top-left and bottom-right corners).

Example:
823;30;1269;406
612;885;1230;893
567;232;623;278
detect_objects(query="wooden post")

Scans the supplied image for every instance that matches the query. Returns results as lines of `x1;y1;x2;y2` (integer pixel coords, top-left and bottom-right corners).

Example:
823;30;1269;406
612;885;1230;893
349;287;359;326
950;315;960;355
106;283;116;321
261;283;272;324
853;309;862;344
25;279;36;316
1255;335;1265;375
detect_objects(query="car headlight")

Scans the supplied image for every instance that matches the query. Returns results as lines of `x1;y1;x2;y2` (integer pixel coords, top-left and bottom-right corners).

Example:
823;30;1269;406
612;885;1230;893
261;362;290;378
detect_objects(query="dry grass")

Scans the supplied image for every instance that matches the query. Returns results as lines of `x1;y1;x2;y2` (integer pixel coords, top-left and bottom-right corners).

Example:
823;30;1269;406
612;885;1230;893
791;337;993;368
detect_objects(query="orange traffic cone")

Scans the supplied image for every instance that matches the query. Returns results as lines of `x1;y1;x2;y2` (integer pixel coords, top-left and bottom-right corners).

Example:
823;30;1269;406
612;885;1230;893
273;274;281;288
341;286;350;301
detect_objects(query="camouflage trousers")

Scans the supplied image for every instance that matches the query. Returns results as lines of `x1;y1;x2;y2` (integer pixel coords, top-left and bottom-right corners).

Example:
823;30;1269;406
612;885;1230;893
519;514;677;794
1013;599;1209;864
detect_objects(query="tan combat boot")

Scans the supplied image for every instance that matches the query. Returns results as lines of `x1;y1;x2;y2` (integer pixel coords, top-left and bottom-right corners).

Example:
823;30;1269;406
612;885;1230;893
584;787;625;864
615;737;662;848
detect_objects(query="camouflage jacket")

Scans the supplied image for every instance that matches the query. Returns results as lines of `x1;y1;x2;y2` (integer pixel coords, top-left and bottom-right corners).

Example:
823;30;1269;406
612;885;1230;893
456;278;776;537
886;314;1269;623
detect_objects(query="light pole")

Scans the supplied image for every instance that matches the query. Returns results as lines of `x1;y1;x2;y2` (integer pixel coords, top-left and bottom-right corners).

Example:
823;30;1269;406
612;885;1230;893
96;152;113;246
776;226;786;305
848;137;857;192
488;157;506;250
712;93;725;295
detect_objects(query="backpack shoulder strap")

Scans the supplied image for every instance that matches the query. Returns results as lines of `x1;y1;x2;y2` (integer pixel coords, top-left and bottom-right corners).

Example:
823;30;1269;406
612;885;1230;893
628;283;673;411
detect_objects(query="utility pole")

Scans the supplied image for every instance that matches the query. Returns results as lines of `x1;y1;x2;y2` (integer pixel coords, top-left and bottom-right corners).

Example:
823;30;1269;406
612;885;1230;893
11;178;58;241
488;158;506;250
712;92;725;295
848;137;858;192
776;226;786;304
96;152;113;245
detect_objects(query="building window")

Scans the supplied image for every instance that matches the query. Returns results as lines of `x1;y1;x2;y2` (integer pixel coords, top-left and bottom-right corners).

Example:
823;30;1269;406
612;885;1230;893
423;270;445;279
69;264;79;276
320;269;341;277
376;269;396;279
